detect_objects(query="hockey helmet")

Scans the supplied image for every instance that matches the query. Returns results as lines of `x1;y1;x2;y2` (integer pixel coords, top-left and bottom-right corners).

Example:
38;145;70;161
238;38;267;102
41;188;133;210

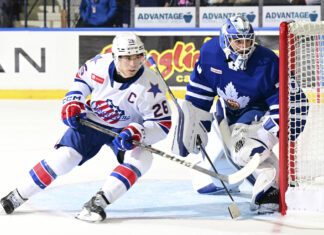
219;16;255;70
112;32;145;58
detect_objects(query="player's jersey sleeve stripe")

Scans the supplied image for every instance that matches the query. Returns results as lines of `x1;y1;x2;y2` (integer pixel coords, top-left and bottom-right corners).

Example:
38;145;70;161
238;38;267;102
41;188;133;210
144;117;172;134
186;91;214;101
187;82;215;98
157;120;172;134
66;90;82;96
185;95;213;112
185;66;215;111
269;104;279;122
144;116;172;122
269;104;279;110
270;114;279;120
158;120;172;129
188;80;214;93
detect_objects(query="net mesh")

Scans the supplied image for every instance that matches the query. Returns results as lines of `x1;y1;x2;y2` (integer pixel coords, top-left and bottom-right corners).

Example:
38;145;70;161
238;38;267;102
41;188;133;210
287;22;324;188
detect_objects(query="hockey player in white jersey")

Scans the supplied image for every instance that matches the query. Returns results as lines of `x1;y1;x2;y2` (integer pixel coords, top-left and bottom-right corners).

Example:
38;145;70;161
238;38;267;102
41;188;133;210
172;16;308;214
0;32;172;222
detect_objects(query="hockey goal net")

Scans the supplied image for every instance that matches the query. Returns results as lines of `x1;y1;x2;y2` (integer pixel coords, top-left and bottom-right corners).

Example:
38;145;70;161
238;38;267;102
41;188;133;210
279;21;324;215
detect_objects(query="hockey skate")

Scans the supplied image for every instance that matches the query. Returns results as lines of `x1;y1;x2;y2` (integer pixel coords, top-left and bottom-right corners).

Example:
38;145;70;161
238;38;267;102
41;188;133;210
0;189;27;214
254;187;279;214
75;191;109;222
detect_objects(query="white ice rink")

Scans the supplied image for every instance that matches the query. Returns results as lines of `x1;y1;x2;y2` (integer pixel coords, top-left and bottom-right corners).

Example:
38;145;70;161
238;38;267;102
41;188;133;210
0;100;324;235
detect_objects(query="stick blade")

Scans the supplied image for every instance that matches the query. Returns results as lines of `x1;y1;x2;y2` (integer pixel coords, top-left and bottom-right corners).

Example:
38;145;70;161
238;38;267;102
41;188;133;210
227;153;261;184
228;203;240;219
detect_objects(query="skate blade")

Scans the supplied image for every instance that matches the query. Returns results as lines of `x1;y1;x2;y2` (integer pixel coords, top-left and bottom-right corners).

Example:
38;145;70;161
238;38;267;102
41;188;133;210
75;209;104;223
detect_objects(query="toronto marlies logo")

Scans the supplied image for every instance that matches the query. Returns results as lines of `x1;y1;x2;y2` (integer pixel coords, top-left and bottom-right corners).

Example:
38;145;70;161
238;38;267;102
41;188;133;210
91;99;130;124
217;82;250;110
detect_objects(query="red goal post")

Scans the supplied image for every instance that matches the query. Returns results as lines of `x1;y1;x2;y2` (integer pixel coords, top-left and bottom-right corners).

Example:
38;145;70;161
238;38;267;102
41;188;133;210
279;21;324;215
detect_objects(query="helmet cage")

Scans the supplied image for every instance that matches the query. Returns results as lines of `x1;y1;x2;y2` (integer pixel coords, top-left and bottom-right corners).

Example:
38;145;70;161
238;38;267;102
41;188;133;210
224;32;255;58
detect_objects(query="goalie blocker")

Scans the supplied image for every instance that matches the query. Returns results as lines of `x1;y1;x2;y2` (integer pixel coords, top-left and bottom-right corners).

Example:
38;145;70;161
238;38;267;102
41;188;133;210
172;100;212;157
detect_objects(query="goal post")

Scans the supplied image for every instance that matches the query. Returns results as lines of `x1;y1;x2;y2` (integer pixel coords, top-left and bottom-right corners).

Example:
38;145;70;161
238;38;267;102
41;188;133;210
279;21;324;215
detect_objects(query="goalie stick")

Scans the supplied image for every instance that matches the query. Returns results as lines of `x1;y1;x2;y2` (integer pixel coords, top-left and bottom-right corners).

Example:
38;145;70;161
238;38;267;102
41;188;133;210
197;136;240;219
148;57;248;218
79;119;259;184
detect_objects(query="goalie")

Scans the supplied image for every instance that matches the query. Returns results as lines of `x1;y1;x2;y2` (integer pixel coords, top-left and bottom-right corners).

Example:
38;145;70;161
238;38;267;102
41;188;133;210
172;16;308;214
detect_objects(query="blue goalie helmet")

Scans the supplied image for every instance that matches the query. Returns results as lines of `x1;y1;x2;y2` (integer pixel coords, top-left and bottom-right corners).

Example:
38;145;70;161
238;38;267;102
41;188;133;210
219;16;255;70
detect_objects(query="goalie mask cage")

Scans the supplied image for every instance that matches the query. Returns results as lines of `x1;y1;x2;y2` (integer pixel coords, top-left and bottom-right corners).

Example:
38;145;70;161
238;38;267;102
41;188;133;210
279;21;324;215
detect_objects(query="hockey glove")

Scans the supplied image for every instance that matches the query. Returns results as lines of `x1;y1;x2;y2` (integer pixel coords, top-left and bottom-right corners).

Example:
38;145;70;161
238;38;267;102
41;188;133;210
113;123;145;151
61;91;86;129
257;116;279;150
230;116;279;166
171;100;212;157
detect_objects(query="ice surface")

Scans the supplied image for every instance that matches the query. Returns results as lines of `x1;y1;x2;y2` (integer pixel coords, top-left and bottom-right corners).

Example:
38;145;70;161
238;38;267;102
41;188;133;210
0;100;323;235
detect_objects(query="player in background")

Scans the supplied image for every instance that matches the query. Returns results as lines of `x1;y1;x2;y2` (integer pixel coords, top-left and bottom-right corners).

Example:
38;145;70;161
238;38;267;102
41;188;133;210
0;32;172;222
172;16;308;214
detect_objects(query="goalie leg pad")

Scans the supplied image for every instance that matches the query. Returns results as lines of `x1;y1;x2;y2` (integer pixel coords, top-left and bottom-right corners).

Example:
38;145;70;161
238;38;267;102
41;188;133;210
250;153;279;213
192;129;243;194
192;155;242;194
172;100;212;157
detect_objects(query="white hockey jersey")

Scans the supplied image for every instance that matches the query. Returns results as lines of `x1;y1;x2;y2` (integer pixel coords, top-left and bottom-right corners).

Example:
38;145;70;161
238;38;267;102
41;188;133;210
68;53;172;145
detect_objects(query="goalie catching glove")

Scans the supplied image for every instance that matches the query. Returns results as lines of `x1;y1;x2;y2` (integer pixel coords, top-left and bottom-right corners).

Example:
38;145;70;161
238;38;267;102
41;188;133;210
230;116;279;166
172;100;212;157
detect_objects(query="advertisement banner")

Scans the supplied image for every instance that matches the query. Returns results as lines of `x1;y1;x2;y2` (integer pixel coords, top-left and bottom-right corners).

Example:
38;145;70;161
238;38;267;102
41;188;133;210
79;34;279;87
0;31;78;89
199;7;259;28
263;6;321;27
134;7;196;28
0;30;279;97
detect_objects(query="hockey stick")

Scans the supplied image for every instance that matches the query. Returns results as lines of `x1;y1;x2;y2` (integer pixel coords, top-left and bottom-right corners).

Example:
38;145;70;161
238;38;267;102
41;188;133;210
148;57;240;218
79;119;258;184
147;57;181;110
197;136;240;219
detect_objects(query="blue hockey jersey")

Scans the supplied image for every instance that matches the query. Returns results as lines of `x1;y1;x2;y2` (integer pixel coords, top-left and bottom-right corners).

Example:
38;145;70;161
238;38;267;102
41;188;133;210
186;37;279;126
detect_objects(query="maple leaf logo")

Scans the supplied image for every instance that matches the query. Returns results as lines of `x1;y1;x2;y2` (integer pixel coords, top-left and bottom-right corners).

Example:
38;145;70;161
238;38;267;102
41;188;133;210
217;82;250;110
